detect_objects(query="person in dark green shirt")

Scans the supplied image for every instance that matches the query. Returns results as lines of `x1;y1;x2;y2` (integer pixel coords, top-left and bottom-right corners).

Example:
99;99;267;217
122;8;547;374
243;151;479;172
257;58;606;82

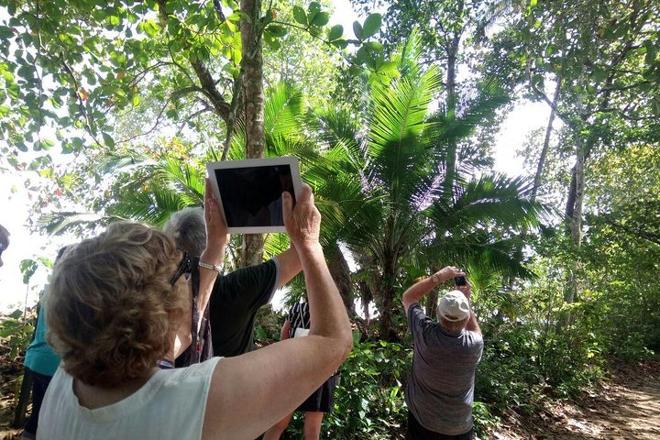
164;207;301;362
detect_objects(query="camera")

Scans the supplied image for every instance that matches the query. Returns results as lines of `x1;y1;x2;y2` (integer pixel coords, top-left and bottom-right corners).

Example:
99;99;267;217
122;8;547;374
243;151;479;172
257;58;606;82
454;276;467;286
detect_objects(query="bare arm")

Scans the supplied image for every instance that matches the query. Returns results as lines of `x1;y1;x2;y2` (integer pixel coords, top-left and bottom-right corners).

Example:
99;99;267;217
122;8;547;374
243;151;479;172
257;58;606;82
456;283;481;335
202;185;352;440
465;312;481;334
273;247;302;288
196;178;228;329
401;266;464;315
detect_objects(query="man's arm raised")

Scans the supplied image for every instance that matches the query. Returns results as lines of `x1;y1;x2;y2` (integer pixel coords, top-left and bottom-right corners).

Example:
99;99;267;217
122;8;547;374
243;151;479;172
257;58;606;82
273;247;302;288
202;184;352;440
401;266;464;315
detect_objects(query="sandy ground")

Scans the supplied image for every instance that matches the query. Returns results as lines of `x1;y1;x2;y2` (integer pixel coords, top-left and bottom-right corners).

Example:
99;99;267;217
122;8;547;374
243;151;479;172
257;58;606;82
491;359;660;440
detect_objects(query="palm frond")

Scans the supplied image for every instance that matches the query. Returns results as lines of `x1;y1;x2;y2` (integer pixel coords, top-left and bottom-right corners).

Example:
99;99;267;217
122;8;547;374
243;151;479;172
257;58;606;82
397;29;424;80
431;81;510;145
428;174;546;234
107;185;186;227
153;157;205;206
424;235;534;279
264;82;304;156
367;65;443;203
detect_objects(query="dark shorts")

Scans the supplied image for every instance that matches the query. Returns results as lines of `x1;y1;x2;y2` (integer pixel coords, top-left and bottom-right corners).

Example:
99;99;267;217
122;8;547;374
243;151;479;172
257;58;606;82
407;411;473;440
297;373;339;413
23;369;53;437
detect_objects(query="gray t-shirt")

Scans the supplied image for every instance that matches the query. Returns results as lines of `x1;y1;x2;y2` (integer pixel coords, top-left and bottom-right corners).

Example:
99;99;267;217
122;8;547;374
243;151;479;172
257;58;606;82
405;303;483;435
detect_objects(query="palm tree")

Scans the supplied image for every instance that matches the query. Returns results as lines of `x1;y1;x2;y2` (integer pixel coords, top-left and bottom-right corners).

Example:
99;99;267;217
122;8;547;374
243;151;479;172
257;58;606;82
306;34;545;339
43;35;545;339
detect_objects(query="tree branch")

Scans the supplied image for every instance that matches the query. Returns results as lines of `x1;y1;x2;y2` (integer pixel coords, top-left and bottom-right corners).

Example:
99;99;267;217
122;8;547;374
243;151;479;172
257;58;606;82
597;80;652;95
600;217;660;246
222;69;244;160
117;101;170;144
59;54;103;147
526;62;577;132
189;58;231;120
176;103;214;135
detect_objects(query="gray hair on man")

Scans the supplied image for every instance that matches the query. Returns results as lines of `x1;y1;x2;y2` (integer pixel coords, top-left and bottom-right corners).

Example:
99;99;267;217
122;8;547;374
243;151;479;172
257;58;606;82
163;207;206;257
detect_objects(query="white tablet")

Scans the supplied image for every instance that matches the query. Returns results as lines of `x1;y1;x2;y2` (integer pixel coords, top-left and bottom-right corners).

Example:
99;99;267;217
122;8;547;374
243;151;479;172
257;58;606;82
206;157;302;234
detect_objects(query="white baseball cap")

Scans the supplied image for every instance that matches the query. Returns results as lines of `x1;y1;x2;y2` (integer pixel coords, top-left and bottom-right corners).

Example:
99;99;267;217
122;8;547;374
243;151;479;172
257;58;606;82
437;290;470;322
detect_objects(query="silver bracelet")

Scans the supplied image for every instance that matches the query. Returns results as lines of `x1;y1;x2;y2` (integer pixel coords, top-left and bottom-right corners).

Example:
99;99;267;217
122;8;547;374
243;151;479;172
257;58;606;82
199;261;223;274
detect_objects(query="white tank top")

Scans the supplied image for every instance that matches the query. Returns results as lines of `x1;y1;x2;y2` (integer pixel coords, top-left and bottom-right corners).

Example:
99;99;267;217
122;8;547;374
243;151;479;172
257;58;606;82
37;357;221;440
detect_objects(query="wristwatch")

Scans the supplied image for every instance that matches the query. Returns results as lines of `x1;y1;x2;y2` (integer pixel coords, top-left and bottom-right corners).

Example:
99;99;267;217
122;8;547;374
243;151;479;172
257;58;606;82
431;272;441;284
199;261;223;274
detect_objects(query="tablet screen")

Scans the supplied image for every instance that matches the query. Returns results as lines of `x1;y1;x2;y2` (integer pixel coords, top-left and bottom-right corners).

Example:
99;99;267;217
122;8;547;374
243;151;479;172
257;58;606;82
213;164;296;228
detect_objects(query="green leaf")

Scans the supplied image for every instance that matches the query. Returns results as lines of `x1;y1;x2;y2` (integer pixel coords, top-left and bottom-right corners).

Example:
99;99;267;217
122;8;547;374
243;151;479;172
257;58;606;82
308;2;321;16
311;12;330;27
362;13;382;39
355;46;368;64
141;20;159;37
293;6;307;26
102;132;115;148
19;259;38;285
264;33;282;51
266;24;288;38
353;21;363;41
40;139;55;150
331;38;348;49
328;24;343;41
0;26;13;39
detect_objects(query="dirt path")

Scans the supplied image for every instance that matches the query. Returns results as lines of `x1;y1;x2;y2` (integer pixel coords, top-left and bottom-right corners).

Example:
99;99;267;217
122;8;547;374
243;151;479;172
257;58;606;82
492;360;660;439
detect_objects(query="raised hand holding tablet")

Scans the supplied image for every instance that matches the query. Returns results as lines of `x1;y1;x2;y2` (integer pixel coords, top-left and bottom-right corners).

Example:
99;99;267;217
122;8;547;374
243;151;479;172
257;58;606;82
206;157;303;234
202;177;229;264
282;184;321;251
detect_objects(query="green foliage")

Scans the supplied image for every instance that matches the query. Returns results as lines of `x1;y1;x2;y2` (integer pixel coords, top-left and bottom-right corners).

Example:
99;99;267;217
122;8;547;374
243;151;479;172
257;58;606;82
0;311;35;360
325;340;410;438
278;340;410;439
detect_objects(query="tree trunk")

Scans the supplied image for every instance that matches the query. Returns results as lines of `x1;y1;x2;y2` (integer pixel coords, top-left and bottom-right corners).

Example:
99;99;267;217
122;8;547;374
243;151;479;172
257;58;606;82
442;36;460;202
570;147;585;247
531;79;561;202
327;244;356;317
239;0;265;267
425;289;439;318
356;279;373;331
378;253;399;341
562;134;592;312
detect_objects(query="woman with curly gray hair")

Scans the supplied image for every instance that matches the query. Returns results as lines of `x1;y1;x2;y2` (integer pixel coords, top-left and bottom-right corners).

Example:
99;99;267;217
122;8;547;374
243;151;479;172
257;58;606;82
38;181;352;440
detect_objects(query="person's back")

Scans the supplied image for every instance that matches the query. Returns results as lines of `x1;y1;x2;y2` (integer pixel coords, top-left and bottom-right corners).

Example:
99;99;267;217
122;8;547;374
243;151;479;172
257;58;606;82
163;207;301;364
406;314;482;435
39;358;220;440
402;268;483;439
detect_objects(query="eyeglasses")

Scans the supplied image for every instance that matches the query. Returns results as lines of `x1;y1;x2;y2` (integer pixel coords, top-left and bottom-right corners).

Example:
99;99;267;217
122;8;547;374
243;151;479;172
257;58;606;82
170;251;193;286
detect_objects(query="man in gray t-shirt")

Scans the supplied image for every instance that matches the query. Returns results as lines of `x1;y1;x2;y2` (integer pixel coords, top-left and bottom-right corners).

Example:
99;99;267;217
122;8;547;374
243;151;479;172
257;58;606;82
401;266;483;440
